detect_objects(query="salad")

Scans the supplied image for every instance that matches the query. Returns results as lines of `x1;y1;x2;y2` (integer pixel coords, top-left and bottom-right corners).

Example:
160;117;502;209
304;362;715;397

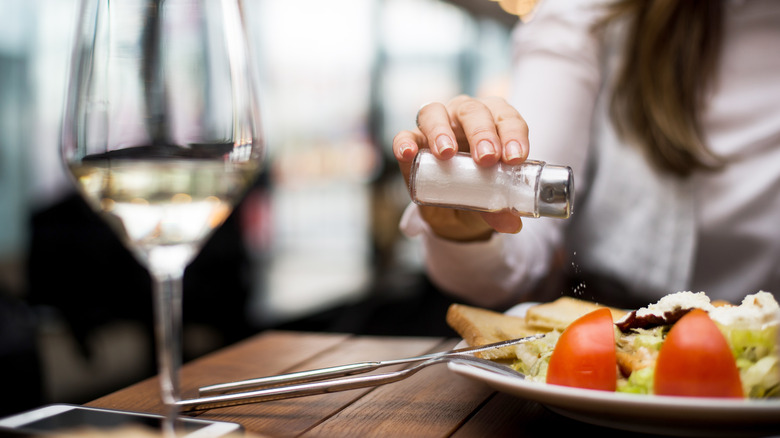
511;291;780;398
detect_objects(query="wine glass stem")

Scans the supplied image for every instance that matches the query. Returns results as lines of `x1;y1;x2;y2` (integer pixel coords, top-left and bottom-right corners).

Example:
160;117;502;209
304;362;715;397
151;268;184;426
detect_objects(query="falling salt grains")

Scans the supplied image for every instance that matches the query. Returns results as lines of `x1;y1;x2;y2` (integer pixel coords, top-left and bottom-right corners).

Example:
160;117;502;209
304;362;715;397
570;251;582;274
572;282;587;297
569;251;586;296
409;149;573;218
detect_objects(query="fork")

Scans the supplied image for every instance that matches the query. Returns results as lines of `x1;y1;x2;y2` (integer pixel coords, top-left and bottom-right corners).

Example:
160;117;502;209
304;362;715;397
176;354;527;412
197;334;542;396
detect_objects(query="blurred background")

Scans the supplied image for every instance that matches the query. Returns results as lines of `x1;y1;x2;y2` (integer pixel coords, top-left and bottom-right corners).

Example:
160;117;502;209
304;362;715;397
0;0;520;417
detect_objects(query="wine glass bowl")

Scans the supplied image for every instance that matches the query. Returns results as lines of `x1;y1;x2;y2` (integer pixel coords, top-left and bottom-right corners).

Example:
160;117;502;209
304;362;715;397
67;147;259;273
61;0;263;422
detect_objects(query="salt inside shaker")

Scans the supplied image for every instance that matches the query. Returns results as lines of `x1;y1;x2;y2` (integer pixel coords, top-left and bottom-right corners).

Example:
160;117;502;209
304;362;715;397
409;149;573;219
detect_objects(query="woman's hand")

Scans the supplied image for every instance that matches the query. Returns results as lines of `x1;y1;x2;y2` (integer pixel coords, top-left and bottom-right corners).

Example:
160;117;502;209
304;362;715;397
392;95;531;242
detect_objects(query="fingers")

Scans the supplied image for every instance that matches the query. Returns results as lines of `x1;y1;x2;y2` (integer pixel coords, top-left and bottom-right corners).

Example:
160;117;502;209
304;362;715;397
480;211;523;234
415;102;458;159
392;129;424;186
446;96;502;166
392;129;422;163
481;96;530;165
419;206;495;242
444;95;530;166
407;96;530;167
419;207;523;242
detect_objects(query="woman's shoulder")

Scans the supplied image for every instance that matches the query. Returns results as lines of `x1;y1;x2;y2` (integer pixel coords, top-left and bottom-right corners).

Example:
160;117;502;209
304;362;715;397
529;0;612;24
511;0;612;62
512;0;613;43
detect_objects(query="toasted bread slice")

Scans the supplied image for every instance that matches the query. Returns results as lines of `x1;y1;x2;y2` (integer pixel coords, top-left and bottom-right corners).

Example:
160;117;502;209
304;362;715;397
525;296;629;331
446;303;546;360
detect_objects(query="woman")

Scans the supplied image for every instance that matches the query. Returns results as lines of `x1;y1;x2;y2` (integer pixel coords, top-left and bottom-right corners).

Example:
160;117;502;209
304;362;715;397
392;0;780;309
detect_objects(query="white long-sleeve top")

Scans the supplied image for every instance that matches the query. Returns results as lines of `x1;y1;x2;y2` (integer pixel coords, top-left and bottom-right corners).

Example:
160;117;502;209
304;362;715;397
401;0;780;308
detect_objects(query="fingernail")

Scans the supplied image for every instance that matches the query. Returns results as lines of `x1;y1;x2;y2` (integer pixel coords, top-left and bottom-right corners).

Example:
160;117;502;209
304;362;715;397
398;143;413;159
505;140;523;161
477;140;495;160
435;135;455;156
519;138;530;159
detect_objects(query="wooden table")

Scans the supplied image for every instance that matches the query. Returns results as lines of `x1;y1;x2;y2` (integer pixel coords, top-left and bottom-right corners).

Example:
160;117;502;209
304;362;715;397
87;330;655;437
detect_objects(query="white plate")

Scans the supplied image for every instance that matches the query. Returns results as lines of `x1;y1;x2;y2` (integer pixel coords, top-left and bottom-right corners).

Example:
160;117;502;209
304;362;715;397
447;302;780;437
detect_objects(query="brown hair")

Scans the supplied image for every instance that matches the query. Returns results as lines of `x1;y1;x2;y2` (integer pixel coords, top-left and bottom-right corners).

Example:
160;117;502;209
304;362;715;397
600;0;725;176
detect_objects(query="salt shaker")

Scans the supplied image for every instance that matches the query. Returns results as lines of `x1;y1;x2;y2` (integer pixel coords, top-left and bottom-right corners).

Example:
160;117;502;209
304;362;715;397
409;149;573;219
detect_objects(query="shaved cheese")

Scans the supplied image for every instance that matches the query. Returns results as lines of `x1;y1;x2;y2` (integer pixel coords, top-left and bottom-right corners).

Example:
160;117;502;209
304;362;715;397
709;291;780;330
616;291;714;325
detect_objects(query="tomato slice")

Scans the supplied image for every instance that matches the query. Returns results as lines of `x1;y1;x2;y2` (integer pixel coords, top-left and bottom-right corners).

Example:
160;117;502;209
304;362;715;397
654;308;743;398
546;307;617;391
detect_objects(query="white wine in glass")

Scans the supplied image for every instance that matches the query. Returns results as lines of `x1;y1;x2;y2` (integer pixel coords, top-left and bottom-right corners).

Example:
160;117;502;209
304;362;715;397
61;0;264;426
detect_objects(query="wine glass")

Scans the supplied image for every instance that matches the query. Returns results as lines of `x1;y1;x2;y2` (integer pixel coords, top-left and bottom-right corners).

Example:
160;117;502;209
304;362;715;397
61;0;264;427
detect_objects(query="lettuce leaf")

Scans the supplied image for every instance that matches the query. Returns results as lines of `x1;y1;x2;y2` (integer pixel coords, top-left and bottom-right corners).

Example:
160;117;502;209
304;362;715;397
511;330;559;382
719;324;780;398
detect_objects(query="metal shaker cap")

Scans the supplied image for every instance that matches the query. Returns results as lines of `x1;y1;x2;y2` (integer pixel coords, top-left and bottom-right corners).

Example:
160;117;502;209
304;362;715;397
538;164;573;218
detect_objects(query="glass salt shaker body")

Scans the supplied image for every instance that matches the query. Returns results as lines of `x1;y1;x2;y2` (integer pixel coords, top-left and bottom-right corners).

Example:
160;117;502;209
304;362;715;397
409;149;573;219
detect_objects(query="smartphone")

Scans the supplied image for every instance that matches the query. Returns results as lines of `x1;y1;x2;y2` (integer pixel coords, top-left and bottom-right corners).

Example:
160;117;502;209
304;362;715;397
0;404;242;437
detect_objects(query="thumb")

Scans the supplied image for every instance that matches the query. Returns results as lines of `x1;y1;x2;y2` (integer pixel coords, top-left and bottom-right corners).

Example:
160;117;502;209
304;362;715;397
480;211;523;234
